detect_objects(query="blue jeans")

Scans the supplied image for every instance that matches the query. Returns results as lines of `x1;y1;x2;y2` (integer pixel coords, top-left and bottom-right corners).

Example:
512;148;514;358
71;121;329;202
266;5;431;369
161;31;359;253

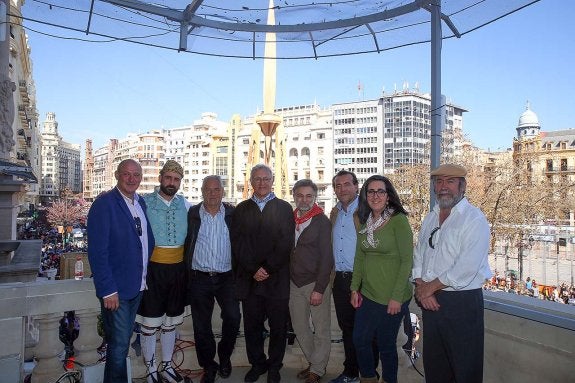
189;271;241;371
100;292;142;383
353;296;410;383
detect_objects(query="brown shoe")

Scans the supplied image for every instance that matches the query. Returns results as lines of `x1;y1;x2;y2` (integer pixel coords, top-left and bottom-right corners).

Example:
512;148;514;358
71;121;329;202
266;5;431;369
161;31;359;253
305;372;321;383
297;365;310;380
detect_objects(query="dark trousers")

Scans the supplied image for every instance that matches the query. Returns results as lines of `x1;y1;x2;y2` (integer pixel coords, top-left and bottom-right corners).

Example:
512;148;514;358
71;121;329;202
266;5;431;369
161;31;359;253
332;271;378;377
242;293;289;372
353;297;409;383
189;271;241;371
100;292;142;383
422;289;484;383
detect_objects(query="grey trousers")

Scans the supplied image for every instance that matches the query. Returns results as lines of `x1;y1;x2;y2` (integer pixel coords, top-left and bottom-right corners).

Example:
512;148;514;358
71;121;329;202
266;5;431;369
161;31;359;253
289;280;332;376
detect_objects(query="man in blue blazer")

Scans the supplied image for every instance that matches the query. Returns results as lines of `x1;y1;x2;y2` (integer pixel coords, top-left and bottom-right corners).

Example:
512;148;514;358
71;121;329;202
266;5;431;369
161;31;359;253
88;159;155;383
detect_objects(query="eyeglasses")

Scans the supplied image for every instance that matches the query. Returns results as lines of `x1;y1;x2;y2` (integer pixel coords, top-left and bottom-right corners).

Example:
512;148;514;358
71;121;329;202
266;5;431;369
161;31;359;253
428;227;440;249
134;217;142;236
366;189;387;197
252;177;272;184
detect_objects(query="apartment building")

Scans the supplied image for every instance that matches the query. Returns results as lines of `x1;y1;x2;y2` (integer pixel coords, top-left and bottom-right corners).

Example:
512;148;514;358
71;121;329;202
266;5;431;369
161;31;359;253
333;89;467;185
39;113;81;203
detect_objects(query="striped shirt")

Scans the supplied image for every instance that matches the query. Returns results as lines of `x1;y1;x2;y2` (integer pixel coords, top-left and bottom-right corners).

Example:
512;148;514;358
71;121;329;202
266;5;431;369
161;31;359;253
191;203;232;273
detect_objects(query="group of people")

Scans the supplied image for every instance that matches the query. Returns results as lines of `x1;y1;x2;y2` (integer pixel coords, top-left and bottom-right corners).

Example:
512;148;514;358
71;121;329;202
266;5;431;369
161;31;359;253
87;159;492;383
486;274;575;304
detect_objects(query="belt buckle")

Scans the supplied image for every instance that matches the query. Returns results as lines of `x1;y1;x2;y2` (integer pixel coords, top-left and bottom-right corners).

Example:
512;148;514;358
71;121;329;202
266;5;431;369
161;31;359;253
208;271;218;277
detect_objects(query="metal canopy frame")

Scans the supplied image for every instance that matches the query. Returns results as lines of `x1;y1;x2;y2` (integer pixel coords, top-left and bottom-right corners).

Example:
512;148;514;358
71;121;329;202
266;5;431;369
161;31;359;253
17;0;540;208
100;0;463;57
20;1;539;60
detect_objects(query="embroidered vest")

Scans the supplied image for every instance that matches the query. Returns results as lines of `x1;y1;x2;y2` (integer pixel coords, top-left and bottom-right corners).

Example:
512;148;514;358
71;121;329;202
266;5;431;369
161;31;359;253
143;192;188;246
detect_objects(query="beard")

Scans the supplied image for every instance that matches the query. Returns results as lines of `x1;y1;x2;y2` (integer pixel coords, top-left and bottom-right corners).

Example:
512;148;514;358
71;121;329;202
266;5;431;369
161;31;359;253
160;184;177;196
297;199;316;213
437;191;463;209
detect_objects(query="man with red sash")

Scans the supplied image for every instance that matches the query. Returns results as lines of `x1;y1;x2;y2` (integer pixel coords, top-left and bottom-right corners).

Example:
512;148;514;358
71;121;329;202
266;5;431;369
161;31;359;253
289;179;334;383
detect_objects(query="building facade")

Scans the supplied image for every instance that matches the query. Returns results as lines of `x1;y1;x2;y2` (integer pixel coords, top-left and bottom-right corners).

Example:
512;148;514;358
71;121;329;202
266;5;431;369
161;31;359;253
234;103;334;210
82;92;467;212
39;112;81;203
6;0;41;211
333;89;467;185
513;104;575;226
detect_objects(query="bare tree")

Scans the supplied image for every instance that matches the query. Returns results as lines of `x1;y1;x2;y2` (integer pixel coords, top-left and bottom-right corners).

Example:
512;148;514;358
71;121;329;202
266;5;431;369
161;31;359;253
389;164;431;237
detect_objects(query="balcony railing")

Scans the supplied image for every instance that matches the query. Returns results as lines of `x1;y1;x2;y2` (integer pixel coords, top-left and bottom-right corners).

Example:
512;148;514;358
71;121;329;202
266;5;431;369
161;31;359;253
543;166;575;174
1;281;573;383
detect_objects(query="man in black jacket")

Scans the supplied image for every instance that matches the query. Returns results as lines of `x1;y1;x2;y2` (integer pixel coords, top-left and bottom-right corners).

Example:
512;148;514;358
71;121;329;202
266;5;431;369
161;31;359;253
184;175;240;383
231;164;295;383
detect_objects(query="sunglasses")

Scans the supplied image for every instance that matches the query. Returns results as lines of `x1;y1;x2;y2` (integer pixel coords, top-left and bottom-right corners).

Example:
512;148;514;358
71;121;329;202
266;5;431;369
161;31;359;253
428;226;440;249
134;217;142;236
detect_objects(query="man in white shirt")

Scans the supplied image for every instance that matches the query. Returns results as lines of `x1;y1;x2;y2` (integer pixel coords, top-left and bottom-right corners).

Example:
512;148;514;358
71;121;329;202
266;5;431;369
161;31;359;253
412;164;491;383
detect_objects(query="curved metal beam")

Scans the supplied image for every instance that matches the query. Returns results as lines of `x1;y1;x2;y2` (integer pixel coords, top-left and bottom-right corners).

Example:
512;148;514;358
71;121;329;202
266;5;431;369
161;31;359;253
102;0;425;33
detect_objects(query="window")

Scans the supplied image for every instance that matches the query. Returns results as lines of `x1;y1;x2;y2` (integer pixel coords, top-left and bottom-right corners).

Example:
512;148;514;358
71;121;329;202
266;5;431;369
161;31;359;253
546;159;553;171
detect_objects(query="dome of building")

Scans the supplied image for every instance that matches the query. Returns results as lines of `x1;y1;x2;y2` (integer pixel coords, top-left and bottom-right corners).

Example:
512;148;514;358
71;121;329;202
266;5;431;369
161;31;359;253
518;108;540;128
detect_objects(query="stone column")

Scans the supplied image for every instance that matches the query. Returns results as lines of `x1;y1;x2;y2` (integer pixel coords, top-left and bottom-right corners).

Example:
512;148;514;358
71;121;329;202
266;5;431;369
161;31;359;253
31;313;64;383
0;179;26;240
74;308;102;366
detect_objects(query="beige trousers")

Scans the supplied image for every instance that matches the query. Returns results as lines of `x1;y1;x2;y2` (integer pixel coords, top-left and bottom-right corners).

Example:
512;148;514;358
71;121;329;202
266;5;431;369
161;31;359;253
289;280;332;376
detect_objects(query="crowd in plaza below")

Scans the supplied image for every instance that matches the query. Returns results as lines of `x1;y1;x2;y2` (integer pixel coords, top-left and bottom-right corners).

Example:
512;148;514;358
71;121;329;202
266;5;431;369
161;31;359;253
484;271;575;305
18;223;87;279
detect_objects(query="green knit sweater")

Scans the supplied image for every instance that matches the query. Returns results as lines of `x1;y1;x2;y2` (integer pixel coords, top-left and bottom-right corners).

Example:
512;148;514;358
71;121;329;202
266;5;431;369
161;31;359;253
350;213;413;305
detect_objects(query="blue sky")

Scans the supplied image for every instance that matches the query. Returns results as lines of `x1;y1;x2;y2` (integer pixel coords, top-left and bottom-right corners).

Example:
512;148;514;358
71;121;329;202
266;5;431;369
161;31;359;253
23;0;574;153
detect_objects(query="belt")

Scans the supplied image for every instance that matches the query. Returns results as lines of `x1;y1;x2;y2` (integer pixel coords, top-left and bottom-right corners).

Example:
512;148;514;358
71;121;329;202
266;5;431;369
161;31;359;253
192;269;231;277
336;271;353;278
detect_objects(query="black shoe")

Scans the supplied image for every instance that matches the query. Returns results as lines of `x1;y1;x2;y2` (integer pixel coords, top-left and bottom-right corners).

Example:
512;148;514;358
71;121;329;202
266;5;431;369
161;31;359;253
245;365;268;382
267;369;281;383
219;359;232;379
287;332;296;345
201;368;217;383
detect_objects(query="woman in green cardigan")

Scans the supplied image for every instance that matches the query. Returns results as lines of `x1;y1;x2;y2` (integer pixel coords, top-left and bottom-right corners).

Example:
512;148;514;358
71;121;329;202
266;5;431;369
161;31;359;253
350;175;413;383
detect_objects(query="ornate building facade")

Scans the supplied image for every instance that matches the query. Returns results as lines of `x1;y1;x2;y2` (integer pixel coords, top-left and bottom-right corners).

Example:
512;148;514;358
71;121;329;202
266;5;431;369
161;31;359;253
513;104;575;226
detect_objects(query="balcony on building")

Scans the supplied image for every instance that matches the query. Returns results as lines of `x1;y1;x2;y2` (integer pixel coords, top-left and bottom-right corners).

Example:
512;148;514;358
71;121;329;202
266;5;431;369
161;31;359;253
1;268;573;383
